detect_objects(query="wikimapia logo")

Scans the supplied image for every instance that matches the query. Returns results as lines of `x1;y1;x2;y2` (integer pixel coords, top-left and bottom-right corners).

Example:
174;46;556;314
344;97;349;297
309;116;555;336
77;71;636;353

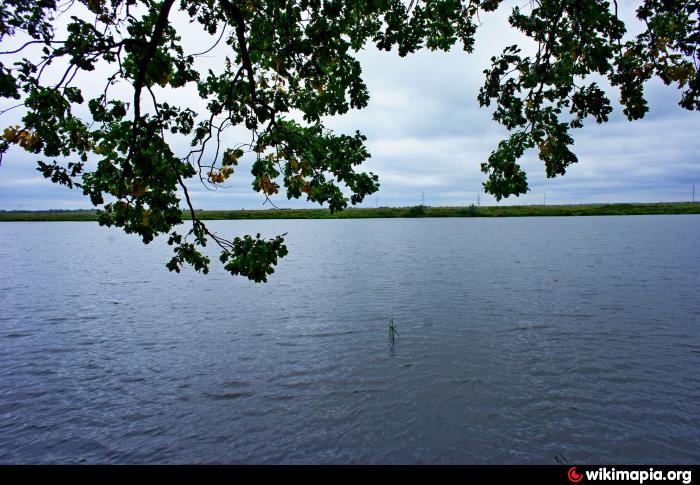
569;467;584;483
566;466;693;484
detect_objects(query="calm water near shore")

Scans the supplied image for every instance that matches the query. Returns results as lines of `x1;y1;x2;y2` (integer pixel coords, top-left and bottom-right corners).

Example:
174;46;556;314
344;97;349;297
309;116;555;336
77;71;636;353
1;216;698;464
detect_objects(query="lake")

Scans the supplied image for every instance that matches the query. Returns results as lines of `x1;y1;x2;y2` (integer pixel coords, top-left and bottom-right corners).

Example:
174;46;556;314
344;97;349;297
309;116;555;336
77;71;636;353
0;216;699;464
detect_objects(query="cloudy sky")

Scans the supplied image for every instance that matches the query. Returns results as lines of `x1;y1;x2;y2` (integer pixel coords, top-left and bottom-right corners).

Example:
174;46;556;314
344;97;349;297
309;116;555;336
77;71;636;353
1;2;698;210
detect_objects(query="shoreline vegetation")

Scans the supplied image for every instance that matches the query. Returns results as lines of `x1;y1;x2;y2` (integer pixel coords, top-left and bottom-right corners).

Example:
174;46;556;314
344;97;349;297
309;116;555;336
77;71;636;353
1;202;699;222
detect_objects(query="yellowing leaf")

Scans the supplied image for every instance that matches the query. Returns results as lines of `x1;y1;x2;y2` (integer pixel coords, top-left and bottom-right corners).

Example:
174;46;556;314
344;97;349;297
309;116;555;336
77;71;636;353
2;126;19;142
260;174;279;195
4;125;40;150
208;170;226;184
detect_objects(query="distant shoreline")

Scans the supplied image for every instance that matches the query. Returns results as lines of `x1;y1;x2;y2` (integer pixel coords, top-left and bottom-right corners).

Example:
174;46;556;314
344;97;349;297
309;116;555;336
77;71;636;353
1;202;699;221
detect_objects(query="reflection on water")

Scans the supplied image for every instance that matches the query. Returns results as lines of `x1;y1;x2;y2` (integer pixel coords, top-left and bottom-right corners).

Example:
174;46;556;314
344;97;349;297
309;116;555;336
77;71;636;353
0;216;699;463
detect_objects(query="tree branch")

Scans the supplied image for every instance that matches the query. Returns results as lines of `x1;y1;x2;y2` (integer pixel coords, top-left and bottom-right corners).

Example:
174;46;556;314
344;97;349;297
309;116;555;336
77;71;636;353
219;0;258;106
133;0;177;124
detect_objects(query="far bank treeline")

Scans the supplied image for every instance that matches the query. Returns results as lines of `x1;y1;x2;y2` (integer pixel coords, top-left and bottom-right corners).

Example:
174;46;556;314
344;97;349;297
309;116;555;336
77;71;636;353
2;203;700;222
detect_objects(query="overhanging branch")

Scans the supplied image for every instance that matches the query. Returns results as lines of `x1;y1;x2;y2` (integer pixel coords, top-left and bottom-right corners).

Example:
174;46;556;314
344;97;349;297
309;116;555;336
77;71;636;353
219;0;259;106
133;0;177;123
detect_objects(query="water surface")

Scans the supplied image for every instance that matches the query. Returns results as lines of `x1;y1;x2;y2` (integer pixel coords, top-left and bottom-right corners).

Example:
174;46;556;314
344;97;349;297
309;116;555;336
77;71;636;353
1;216;698;463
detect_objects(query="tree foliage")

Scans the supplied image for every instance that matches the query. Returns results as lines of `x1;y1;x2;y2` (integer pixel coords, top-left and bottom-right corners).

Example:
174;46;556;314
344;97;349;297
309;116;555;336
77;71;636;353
1;0;698;279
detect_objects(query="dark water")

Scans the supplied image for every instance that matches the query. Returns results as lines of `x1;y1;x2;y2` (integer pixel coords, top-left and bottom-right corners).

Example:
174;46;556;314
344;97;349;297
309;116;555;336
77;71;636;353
0;216;698;464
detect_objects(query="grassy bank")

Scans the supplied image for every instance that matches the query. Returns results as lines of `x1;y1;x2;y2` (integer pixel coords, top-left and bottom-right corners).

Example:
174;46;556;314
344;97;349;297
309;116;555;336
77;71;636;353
1;203;699;222
0;209;99;221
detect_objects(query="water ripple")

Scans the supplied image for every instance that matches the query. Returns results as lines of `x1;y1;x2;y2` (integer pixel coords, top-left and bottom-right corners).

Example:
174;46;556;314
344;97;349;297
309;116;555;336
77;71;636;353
0;217;699;464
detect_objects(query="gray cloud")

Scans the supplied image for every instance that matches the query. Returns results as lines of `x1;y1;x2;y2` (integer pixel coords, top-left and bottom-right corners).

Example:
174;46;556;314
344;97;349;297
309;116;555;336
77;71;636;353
1;3;699;210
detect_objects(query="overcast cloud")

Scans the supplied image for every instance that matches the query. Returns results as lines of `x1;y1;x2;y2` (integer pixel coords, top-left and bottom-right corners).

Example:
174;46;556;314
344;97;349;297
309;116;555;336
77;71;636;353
0;3;698;210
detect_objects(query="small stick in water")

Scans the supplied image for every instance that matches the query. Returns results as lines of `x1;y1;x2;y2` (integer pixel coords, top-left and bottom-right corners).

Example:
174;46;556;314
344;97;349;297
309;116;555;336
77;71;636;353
388;317;399;346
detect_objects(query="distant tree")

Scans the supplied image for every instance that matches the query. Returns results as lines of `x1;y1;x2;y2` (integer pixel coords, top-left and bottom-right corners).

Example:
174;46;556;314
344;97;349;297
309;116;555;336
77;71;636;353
1;0;698;279
407;204;427;217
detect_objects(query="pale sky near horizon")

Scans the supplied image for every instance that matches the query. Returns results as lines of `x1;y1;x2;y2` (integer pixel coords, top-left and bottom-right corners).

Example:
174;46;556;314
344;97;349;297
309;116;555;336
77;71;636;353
0;2;698;210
